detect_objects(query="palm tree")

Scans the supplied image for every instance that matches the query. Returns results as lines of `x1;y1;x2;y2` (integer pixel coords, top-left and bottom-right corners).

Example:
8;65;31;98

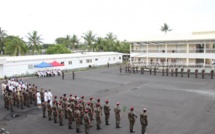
95;37;104;51
5;36;28;56
71;34;79;50
105;32;117;42
64;35;72;49
161;23;172;34
27;31;42;54
0;27;7;54
82;30;96;51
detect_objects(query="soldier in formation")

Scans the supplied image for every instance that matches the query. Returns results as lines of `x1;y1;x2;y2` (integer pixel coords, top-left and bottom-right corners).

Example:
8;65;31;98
104;100;111;125
128;106;137;133
140;108;148;134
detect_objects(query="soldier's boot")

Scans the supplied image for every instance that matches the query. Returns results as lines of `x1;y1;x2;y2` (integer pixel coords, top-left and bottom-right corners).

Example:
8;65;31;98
97;124;100;130
130;129;135;133
69;126;72;129
106;121;110;125
49;118;52;121
43;115;46;118
116;124;121;128
60;123;63;126
77;128;82;133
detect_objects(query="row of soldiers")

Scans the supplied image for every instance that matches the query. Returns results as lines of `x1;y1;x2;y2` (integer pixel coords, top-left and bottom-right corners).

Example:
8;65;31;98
41;94;148;134
120;65;215;79
3;83;40;112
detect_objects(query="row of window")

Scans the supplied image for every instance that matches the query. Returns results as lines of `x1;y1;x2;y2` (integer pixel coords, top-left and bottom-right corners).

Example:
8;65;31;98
28;57;121;69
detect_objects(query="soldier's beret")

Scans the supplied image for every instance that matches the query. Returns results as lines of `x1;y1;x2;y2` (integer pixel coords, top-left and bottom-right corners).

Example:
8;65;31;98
143;108;147;111
60;96;62;99
130;106;134;109
105;100;109;103
74;95;77;97
90;97;93;99
70;94;72;96
79;100;82;103
76;104;79;108
81;96;84;98
87;101;90;105
97;98;100;101
68;104;71;106
116;102;120;105
85;110;88;113
97;103;100;106
54;96;57;98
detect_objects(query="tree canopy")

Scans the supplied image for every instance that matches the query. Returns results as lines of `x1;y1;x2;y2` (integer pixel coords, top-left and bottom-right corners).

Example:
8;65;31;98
161;23;172;34
46;44;71;54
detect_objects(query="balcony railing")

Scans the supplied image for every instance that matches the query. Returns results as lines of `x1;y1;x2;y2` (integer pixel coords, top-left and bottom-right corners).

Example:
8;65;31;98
131;48;215;53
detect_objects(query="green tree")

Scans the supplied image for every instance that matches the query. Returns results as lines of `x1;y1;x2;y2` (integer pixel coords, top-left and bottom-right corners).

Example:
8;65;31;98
0;27;7;54
63;35;72;49
82;30;96;51
105;32;117;42
27;31;43;54
5;36;28;56
55;37;66;44
46;44;71;54
161;23;172;34
71;34;79;50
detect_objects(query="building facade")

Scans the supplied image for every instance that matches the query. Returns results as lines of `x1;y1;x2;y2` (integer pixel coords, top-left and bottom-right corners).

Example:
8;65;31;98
0;52;123;78
129;31;215;68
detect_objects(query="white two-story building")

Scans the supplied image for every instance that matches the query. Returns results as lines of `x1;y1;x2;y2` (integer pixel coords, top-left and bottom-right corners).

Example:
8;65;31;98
129;31;215;68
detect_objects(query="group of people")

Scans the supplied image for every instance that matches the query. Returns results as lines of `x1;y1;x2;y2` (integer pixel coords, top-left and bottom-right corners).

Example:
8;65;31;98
35;69;62;77
40;93;148;134
2;78;43;112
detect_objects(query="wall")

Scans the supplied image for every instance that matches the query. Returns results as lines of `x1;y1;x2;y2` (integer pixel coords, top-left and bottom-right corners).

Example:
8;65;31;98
1;54;123;78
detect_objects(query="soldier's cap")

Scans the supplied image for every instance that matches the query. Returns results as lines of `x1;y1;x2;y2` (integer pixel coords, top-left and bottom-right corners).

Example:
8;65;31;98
60;96;62;99
79;100;82;102
116;102;120;105
58;103;61;105
87;101;90;105
74;95;77;98
105;100;109;103
90;97;93;100
81;96;84;98
85;110;88;113
97;102;100;106
143;108;147;111
54;96;57;98
53;101;56;103
76;104;79;108
130;106;134;109
97;98;100;101
63;94;66;96
70;94;72;96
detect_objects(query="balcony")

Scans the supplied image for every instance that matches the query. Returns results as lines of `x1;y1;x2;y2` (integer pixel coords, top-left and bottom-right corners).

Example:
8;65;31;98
131;48;215;53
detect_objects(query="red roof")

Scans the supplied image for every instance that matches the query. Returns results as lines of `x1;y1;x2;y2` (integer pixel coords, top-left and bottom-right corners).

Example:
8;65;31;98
50;61;64;67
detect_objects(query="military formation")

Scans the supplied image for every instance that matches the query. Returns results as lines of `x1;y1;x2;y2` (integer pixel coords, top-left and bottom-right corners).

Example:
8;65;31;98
40;93;148;134
122;64;215;79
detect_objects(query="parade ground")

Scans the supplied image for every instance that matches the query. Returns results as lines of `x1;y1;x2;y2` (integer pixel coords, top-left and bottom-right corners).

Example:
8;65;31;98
0;66;215;134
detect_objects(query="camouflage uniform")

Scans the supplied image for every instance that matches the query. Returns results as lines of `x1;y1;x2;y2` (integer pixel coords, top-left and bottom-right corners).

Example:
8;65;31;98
114;103;121;128
42;100;47;118
67;105;73;129
58;104;64;126
104;101;111;125
52;102;58;123
90;99;95;120
95;104;102;130
47;101;52;120
140;110;148;134
74;106;82;133
128;107;137;133
84;111;91;134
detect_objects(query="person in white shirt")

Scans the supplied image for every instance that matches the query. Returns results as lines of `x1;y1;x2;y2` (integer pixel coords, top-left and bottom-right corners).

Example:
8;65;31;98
47;89;53;106
44;90;48;102
36;90;41;106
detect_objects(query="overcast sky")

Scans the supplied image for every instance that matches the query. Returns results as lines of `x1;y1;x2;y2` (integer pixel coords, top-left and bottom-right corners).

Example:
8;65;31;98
1;0;215;43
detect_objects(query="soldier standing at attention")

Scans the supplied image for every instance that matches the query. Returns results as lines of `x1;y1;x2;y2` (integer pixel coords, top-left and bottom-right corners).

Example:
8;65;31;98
20;90;24;109
72;70;75;80
104;100;111;125
95;103;102;130
62;70;64;80
67;104;73;129
47;100;52;121
97;98;103;116
58;102;64;126
128;106;137;133
89;97;95;120
84;110;91;134
86;101;93;126
41;99;47;118
8;93;14;112
74;105;82;133
40;88;44;101
52;101;58;123
78;100;84;125
114;102;121;128
140;108;148;134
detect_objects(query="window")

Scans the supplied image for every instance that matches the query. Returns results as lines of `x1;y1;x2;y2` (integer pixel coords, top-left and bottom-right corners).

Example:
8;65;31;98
119;57;121;59
95;58;98;61
80;60;83;64
61;62;64;65
28;64;33;69
86;59;92;63
68;61;72;65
